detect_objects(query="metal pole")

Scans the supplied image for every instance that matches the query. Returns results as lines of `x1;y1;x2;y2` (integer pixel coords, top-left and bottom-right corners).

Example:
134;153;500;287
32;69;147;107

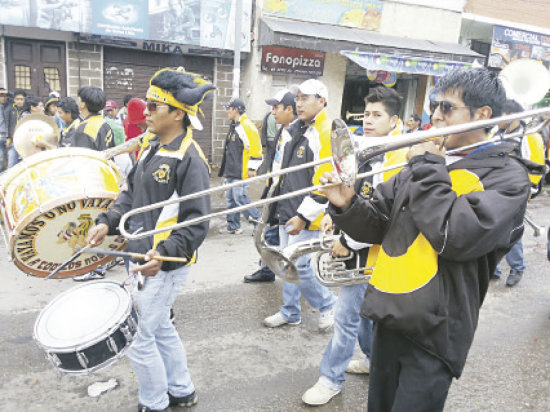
232;0;242;98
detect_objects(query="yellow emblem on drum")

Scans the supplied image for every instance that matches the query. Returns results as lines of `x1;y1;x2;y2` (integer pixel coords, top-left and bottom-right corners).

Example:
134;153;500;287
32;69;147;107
152;164;171;184
56;213;94;253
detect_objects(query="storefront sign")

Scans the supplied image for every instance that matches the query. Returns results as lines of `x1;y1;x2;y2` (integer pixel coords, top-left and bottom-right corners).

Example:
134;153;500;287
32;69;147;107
261;46;325;76
489;25;550;69
341;51;473;77
263;0;383;31
0;0;251;52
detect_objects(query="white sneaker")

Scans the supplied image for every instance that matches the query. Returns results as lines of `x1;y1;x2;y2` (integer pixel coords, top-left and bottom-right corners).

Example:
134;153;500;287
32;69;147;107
346;358;370;374
263;312;301;328
302;382;340;406
318;308;335;331
218;227;243;235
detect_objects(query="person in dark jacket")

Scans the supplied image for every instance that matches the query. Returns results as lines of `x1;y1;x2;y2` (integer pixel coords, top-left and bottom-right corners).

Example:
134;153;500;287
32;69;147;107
0;88;17;171
86;67;215;412
57;97;80;147
319;67;536;411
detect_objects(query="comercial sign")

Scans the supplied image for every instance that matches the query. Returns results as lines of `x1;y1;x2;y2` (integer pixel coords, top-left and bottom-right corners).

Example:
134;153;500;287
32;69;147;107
489;25;550;69
261;46;325;76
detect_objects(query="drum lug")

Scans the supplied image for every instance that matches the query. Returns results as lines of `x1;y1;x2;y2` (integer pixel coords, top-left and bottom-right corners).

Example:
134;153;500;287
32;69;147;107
106;336;119;354
48;353;62;368
120;325;134;343
127;314;138;332
76;351;89;369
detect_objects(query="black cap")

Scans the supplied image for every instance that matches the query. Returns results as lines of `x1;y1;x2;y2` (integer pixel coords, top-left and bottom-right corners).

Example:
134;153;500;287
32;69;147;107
223;97;246;112
265;89;296;108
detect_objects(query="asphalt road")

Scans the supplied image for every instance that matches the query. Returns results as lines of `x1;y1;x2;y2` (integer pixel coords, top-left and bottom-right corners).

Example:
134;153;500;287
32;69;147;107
1;184;550;411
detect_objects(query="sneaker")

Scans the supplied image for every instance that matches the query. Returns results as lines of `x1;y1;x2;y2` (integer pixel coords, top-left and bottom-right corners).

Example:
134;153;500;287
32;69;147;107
73;270;105;282
105;257;123;271
170;308;175;324
302;382;340;406
137;404;168;412
218;227;243;235
506;269;523;287
318;308;335;331
168;391;198;407
346;358;370;374
243;269;275;283
263;312;301;328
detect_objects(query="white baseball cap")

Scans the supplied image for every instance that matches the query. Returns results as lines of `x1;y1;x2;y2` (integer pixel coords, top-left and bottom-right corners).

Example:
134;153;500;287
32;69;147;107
297;79;328;103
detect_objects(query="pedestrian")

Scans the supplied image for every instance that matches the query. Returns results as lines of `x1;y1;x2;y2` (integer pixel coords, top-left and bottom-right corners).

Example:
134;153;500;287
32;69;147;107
0;88;17;171
302;86;406;406
12;89;26;121
263;79;337;331
57;97;80;147
405;113;421;132
218;97;262;235
86;66;215;412
261;110;277;174
244;89;296;283
45;92;65;129
320;67;536;411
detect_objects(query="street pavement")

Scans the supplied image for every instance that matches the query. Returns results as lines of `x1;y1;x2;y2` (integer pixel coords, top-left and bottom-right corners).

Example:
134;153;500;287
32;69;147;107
1;178;550;411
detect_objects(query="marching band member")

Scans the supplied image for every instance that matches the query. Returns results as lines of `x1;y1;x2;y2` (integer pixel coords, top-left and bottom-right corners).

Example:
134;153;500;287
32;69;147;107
263;79;337;331
320;67;538;411
302;86;406;406
86;67;215;412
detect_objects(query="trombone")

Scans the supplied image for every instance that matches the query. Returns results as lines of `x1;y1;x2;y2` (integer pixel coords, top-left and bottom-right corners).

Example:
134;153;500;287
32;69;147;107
119;106;550;240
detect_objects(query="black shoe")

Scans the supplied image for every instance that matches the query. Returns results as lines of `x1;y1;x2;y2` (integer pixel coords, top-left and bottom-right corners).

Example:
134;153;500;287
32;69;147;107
170;308;175;324
490;273;500;280
168;391;198;407
506;269;523;287
244;269;275;283
137;404;168;412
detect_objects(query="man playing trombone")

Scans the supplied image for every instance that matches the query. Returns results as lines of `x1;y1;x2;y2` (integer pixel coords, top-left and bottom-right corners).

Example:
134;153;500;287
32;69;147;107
263;79;337;330
320;67;535;411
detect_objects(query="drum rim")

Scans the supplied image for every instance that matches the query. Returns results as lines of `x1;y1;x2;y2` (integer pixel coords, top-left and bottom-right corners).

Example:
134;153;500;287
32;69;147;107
33;280;133;352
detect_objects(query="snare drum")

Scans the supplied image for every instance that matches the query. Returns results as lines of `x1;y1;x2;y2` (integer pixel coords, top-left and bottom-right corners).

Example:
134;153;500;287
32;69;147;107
0;148;126;277
34;280;138;375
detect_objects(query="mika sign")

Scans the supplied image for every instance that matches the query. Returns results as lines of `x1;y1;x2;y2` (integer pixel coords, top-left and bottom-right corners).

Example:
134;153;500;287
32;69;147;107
261;46;325;76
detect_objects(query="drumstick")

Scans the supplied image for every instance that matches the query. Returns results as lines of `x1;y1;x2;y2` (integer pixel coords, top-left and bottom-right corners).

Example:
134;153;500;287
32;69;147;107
80;247;188;263
45;243;94;280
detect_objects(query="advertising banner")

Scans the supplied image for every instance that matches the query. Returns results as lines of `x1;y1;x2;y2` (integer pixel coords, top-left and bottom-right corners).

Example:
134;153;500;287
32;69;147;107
489;25;550;70
263;0;383;31
92;0;148;39
261;46;325;76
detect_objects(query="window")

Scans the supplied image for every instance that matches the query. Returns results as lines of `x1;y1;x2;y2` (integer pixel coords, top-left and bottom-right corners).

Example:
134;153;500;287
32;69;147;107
15;65;31;90
44;67;61;92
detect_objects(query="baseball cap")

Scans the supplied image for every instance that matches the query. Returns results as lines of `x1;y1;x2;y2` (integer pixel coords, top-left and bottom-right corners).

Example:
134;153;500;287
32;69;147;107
104;99;118;110
297;79;328;103
127;98;146;124
222;97;246;112
265;89;296;107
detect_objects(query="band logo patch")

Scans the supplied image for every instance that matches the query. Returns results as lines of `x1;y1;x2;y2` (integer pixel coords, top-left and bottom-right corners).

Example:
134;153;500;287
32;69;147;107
296;145;305;158
152;164;171;184
360;181;373;199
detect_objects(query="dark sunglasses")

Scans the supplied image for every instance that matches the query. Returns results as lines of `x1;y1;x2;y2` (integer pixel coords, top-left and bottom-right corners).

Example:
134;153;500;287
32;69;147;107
146;101;170;112
429;100;471;115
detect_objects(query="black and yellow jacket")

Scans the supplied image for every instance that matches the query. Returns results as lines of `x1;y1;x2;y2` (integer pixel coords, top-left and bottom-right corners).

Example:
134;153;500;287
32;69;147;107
275;109;333;230
72;114;115;151
59;119;80;147
96;130;211;271
218;113;263;180
330;143;532;377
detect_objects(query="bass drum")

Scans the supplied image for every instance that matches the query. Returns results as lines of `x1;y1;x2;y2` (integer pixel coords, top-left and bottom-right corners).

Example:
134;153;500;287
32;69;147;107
0;148;126;278
34;280;138;374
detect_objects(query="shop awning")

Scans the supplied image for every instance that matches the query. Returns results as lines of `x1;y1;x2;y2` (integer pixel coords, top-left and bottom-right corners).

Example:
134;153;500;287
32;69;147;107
259;17;482;66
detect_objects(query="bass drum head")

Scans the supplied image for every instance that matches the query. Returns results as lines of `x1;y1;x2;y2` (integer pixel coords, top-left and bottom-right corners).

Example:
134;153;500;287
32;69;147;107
34;281;131;351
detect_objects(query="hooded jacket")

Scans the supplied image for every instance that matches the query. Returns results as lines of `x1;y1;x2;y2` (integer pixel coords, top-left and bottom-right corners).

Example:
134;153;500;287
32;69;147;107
330;143;533;377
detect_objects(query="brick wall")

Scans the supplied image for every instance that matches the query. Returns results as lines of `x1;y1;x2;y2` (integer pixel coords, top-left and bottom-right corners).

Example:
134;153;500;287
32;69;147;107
212;58;234;166
67;42;103;98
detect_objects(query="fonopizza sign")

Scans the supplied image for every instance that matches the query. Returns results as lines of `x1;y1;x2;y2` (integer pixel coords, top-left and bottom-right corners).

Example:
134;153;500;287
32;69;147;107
261;46;325;76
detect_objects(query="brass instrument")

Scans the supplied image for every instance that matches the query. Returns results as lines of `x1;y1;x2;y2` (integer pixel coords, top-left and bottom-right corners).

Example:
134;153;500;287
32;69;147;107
345;110;364;122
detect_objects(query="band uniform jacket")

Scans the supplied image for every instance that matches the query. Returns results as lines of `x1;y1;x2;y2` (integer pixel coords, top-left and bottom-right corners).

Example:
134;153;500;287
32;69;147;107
71;114;115;151
330;143;532;377
275;109;333;230
59;119;80;147
96;131;211;271
218;113;263;180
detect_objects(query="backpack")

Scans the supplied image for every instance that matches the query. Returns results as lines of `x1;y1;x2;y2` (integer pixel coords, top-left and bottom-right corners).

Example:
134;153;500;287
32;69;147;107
104;118;126;146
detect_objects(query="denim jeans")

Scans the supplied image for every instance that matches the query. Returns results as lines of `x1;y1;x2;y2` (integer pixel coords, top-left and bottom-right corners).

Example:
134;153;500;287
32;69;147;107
319;283;372;390
258;225;279;275
7;145;20;168
0;138;6;171
279;227;336;322
225;177;260;230
494;238;525;277
126;263;194;410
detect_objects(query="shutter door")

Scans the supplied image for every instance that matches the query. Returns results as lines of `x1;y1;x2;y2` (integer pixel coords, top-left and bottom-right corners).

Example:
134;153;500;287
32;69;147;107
103;47;214;162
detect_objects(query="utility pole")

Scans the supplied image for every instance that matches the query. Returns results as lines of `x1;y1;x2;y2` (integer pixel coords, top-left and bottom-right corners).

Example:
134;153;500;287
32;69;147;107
232;0;242;98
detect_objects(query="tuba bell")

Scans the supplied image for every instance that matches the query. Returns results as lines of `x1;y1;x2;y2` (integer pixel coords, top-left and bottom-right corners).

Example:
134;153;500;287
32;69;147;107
499;58;550;107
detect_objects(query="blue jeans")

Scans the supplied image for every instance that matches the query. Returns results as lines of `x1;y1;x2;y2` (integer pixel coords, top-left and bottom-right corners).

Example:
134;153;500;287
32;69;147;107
319;283;372;390
225;177;260;230
259;225;279;275
0;138;6;171
7;145;20;168
494;238;525;277
127;264;194;410
279;227;336;322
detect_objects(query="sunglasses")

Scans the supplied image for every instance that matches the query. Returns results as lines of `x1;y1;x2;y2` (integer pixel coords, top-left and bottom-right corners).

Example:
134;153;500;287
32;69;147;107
146;101;170;112
429;100;471;115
